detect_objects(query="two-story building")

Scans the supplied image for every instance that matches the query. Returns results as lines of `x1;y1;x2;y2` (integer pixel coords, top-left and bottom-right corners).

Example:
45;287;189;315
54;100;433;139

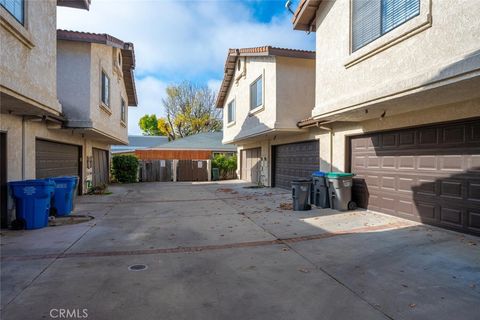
292;0;480;234
216;46;317;188
0;0;137;227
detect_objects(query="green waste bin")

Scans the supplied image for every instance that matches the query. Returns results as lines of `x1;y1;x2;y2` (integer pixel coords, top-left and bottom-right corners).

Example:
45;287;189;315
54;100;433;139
212;168;220;181
326;172;357;211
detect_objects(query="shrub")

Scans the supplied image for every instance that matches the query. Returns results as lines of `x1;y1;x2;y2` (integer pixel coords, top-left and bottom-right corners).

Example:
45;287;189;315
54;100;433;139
112;155;139;183
212;154;237;179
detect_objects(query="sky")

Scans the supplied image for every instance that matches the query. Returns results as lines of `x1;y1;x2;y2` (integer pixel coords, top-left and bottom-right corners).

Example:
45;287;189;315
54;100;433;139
57;0;315;135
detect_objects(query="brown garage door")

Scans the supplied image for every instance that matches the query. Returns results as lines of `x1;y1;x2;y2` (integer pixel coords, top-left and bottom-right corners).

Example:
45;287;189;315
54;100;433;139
241;148;261;183
273;140;319;189
36;139;81;178
92;148;109;187
350;119;480;235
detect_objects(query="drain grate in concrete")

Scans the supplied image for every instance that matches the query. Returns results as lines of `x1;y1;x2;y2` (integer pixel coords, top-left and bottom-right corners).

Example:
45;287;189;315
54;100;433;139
128;264;148;271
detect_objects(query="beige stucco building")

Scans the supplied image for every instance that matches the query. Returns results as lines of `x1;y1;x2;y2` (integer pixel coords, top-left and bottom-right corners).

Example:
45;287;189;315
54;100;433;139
217;46;317;188
0;0;137;227
218;1;479;235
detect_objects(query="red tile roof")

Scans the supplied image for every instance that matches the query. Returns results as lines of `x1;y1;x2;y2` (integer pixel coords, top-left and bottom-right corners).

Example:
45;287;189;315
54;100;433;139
216;46;315;108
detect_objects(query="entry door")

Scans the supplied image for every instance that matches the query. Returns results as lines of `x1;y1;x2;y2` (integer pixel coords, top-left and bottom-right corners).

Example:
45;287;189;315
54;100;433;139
241;148;261;183
92;148;109;187
0;132;7;228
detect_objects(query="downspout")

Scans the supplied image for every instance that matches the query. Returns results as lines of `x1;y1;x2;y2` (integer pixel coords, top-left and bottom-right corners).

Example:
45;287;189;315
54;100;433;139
21;116;26;179
318;124;333;172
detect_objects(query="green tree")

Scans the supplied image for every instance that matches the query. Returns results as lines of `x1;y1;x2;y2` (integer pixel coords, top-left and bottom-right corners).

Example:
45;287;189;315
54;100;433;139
138;114;162;136
138;81;222;140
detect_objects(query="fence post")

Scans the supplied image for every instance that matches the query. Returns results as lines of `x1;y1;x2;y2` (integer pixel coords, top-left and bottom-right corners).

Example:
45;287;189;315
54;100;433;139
207;159;211;182
172;159;178;182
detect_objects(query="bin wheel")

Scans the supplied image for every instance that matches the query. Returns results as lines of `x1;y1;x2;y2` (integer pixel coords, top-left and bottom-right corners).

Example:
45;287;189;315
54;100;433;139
11;218;26;230
348;201;357;210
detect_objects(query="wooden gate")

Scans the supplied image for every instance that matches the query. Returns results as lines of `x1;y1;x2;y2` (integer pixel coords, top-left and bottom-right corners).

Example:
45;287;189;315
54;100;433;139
92;148;109;187
177;160;208;181
139;160;172;182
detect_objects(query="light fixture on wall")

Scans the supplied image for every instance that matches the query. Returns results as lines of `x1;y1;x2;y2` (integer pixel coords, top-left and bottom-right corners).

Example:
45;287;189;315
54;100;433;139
379;110;386;120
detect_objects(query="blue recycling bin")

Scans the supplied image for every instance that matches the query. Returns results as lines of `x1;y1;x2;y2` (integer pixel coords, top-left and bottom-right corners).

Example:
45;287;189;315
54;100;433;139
51;176;78;216
9;179;55;230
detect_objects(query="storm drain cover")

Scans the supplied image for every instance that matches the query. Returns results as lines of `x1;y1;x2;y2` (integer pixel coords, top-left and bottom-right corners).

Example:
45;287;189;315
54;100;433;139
128;264;148;271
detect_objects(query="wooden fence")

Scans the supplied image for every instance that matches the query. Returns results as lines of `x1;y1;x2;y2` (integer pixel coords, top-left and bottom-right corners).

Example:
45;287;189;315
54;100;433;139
139;160;173;182
176;160;209;181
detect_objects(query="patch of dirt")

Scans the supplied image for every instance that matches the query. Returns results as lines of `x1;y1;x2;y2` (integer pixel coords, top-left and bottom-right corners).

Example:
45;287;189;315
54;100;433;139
279;202;293;210
49;215;94;227
216;188;238;194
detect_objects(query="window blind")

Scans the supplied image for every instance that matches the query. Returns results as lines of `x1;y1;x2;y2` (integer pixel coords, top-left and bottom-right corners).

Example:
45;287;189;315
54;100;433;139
352;0;420;52
352;0;382;52
0;0;24;24
382;0;420;33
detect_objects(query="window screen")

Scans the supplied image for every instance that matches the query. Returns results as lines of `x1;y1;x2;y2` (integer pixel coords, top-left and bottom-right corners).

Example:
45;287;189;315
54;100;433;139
250;77;263;110
227;100;235;123
101;72;110;106
121;98;126;122
352;0;420;52
0;0;24;24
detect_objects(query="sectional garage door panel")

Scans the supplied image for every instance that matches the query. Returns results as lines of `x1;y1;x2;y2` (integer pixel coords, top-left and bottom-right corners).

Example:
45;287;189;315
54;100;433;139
241;148;261;183
36;140;80;179
274;140;319;189
350;119;480;235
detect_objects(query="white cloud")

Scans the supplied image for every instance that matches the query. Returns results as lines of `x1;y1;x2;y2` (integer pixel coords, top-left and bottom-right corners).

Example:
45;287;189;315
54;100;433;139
57;0;315;134
207;79;222;94
128;76;167;135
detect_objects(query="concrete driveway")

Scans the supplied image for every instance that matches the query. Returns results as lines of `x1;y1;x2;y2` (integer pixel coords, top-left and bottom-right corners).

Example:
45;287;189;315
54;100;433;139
1;181;479;320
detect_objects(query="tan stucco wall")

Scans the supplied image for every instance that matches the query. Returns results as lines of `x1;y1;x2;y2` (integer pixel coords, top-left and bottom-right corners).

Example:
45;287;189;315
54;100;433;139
222;55;315;144
0;113;109;194
318;99;480;173
222;56;277;144
57;41;92;126
89;43;129;144
0;0;60;113
313;0;480;118
275;56;315;129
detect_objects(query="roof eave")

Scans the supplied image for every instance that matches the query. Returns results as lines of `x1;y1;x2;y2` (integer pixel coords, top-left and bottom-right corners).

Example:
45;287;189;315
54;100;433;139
292;0;322;32
57;0;91;11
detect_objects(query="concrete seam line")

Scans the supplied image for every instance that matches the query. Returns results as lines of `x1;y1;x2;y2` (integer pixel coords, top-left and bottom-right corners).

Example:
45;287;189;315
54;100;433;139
282;240;395;320
2;204;117;308
0;222;412;262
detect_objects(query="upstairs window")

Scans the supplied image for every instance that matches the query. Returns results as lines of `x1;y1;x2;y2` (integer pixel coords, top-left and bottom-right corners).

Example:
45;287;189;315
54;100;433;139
121;98;126;122
101;71;110;107
0;0;24;24
352;0;420;52
250;76;263;110
227;99;235;123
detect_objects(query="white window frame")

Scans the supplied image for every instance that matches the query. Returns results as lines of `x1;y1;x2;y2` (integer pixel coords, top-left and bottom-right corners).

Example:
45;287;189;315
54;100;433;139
101;70;110;107
249;74;264;114
345;0;432;68
227;99;235;125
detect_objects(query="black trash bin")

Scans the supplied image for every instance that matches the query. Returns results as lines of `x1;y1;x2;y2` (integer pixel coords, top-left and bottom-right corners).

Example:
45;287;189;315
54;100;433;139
311;171;329;208
291;178;312;211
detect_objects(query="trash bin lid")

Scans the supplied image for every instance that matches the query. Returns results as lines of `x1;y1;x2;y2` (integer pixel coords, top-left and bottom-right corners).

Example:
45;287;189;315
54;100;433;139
9;179;55;186
326;172;355;179
312;171;326;177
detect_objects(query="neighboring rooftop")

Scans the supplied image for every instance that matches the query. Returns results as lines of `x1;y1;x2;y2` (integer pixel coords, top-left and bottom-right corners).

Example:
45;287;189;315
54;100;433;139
216;46;315;108
149;132;236;151
111;135;169;153
57;29;138;106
